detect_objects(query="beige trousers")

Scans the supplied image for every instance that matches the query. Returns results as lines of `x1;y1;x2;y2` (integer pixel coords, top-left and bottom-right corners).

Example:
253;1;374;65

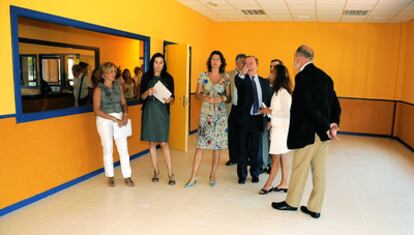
286;135;329;213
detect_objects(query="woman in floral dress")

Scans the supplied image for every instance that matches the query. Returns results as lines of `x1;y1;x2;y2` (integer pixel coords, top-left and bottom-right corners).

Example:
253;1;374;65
185;50;231;188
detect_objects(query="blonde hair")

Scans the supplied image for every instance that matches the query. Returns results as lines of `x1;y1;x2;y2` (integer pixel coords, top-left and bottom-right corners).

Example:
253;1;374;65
99;61;116;81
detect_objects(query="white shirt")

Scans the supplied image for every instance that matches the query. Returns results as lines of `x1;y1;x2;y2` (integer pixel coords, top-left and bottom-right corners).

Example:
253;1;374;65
232;70;239;106
300;61;313;72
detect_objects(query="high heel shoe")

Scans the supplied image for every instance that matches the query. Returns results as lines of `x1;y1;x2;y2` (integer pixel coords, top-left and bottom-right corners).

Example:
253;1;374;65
209;178;217;187
184;178;197;188
258;187;273;195
168;174;176;185
273;187;288;193
152;170;160;182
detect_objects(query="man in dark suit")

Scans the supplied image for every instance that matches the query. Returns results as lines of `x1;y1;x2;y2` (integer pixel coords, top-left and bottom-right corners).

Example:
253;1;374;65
235;56;272;184
271;45;341;219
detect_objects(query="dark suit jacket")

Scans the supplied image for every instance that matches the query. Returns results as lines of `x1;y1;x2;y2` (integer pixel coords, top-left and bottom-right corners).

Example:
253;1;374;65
233;74;272;131
287;63;341;149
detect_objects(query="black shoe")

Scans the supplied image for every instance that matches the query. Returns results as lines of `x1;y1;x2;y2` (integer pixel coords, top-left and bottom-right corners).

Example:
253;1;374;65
252;177;259;183
300;206;321;219
225;160;235;166
271;201;298;211
273;187;288;193
259;168;267;174
238;178;246;184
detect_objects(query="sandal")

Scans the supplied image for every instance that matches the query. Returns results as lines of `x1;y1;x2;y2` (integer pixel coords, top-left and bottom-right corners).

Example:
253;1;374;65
152;170;160;182
258;187;273;195
273;187;288;193
168;174;176;185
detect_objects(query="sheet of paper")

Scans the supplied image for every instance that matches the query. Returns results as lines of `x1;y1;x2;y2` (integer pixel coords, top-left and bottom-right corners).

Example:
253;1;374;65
153;81;172;104
113;119;132;140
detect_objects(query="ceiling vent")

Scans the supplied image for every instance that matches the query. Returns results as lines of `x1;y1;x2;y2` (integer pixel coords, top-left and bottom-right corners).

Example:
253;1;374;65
343;10;370;16
241;9;266;15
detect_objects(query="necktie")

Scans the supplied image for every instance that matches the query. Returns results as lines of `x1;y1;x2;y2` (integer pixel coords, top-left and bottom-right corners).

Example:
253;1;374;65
250;76;259;114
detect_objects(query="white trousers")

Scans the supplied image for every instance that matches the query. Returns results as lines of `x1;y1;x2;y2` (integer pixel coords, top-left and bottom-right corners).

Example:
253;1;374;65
96;113;132;178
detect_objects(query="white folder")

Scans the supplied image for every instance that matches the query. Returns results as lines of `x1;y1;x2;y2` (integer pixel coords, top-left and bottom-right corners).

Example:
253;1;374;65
113;119;132;140
153;81;172;104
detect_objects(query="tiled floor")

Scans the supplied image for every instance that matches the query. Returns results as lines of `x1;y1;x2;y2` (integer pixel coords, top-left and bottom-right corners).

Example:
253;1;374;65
1;134;413;235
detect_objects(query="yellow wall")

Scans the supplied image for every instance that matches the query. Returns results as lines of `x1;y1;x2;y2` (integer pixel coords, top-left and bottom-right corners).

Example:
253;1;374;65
400;19;414;104
212;22;403;100
393;19;414;147
0;0;214;208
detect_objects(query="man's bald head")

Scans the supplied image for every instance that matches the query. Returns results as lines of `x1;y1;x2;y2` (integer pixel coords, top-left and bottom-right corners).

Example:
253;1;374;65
295;45;314;61
294;45;315;71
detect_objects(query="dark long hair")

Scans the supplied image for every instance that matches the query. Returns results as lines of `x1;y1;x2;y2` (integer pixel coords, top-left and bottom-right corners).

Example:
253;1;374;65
147;53;168;77
207;50;226;73
272;64;292;95
122;69;132;81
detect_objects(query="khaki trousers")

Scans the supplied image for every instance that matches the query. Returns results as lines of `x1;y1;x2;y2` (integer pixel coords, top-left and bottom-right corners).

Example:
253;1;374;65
286;135;329;213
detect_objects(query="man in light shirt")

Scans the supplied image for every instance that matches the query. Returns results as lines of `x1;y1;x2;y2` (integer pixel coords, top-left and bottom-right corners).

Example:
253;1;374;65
226;54;246;166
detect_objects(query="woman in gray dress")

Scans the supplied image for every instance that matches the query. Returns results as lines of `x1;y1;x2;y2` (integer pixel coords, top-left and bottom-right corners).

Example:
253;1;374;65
185;50;231;188
140;53;175;185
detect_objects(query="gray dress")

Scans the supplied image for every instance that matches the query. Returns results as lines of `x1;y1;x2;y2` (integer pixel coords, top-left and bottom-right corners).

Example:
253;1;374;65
141;76;169;142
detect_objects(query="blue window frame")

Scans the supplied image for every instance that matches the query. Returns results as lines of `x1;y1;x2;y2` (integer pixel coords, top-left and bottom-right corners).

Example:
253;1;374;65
10;6;151;123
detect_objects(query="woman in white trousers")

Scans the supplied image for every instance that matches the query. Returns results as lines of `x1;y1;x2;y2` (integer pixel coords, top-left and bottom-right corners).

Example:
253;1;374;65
93;61;134;187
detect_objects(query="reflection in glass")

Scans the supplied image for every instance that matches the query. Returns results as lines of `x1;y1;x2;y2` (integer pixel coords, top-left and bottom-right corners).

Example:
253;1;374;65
18;17;145;114
20;55;37;87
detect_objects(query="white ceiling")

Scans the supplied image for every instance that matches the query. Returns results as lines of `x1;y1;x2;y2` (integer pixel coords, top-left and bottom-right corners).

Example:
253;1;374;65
177;0;414;23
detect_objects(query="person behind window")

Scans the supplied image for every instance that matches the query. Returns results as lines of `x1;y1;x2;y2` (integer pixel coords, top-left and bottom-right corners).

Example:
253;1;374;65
140;53;175;185
40;78;52;95
73;62;90;106
93;61;134;187
71;64;81;100
184;50;231;188
133;66;143;98
122;69;137;99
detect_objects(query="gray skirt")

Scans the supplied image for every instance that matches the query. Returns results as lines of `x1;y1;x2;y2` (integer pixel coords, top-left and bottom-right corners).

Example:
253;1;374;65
141;99;170;142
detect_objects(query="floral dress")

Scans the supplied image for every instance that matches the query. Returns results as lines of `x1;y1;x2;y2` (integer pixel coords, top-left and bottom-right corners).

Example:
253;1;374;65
196;72;230;150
